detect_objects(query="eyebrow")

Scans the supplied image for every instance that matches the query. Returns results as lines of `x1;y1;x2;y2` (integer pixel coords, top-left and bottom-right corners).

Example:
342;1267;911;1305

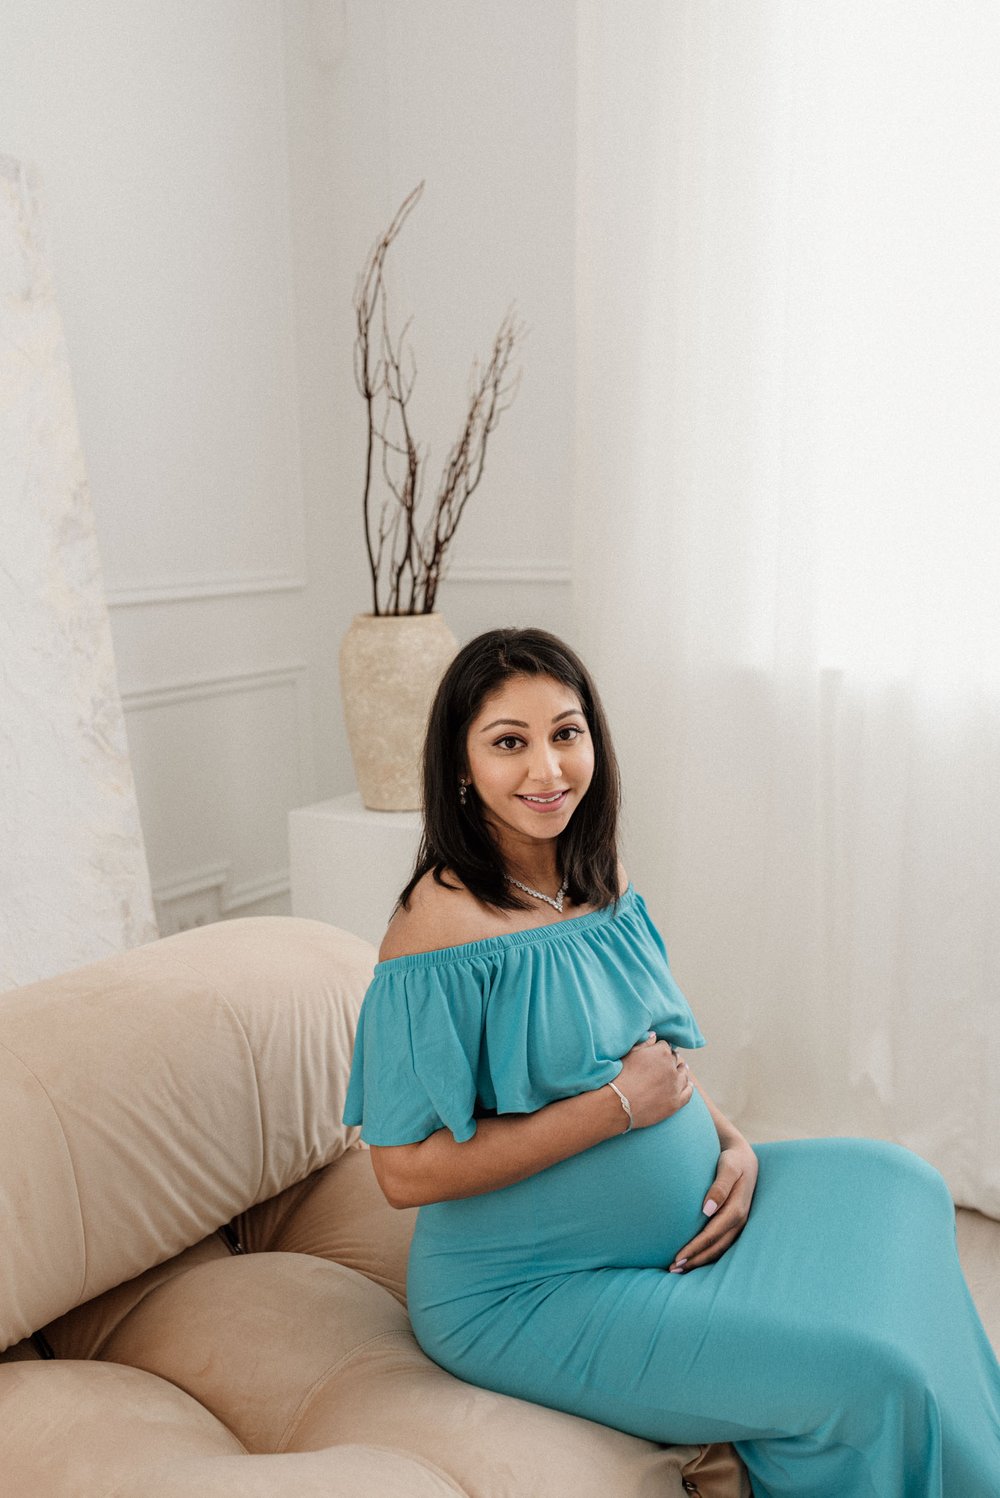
479;709;583;733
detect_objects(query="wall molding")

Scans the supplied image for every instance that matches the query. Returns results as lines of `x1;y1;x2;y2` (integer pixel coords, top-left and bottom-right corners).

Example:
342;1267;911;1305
120;663;306;712
154;863;290;913
153;862;229;905
107;572;306;607
152;861;290;924
229;868;291;909
446;560;571;585
106;562;569;603
123;664;318;867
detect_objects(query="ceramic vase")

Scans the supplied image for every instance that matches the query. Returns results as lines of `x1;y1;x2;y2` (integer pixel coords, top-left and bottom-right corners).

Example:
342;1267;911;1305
339;612;459;811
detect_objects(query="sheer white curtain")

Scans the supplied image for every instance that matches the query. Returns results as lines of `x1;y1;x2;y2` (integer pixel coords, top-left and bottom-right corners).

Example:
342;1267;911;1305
574;2;1000;1214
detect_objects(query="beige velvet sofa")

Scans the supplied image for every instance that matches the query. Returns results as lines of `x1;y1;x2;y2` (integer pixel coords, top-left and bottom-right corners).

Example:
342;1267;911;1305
0;916;750;1498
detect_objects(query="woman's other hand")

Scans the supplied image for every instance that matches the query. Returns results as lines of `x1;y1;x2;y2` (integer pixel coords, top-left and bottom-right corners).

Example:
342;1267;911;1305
615;1034;694;1129
667;1137;759;1272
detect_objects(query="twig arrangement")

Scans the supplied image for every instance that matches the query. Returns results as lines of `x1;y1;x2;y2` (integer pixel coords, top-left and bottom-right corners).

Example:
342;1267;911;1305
353;182;525;615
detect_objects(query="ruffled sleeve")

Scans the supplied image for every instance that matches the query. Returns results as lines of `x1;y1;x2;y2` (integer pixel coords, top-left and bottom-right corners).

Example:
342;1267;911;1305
342;957;488;1146
631;891;706;1051
342;887;706;1144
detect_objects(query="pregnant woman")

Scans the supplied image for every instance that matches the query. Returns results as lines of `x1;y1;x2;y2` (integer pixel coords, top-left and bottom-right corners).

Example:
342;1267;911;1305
343;626;1000;1497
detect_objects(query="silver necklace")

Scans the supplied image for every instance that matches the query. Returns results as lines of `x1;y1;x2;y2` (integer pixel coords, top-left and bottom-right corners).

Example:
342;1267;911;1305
506;874;570;913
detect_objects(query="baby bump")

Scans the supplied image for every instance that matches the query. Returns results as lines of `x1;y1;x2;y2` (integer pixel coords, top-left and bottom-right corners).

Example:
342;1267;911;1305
412;1087;722;1291
522;1086;722;1271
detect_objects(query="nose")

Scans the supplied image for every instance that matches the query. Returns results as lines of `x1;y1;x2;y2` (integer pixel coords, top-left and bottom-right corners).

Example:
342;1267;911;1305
526;740;562;784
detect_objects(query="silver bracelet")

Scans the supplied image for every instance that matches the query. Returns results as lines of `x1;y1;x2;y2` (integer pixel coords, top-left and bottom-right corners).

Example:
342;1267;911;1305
607;1079;633;1132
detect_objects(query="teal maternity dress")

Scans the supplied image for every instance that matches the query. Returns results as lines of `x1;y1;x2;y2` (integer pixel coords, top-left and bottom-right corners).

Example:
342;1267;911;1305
343;885;1000;1497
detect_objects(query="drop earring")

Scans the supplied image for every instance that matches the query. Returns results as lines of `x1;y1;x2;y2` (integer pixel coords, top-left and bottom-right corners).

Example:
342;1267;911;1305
459;778;468;806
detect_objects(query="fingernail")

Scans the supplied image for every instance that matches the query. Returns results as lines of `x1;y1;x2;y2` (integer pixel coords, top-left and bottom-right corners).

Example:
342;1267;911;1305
669;1265;685;1273
702;1200;718;1217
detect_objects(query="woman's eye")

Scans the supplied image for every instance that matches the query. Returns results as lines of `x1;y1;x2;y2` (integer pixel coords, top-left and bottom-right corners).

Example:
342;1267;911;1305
493;726;584;750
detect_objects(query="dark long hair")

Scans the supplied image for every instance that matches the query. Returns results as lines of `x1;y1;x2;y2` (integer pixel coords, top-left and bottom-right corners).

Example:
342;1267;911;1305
397;627;621;913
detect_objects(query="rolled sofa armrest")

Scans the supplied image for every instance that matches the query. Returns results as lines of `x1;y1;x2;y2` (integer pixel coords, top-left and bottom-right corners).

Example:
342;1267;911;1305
0;917;375;1353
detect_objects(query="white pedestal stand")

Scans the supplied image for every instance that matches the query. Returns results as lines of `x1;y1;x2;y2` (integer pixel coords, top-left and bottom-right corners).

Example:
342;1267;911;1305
289;792;422;947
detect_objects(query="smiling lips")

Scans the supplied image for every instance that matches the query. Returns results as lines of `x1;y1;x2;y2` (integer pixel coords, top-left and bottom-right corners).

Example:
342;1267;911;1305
517;790;570;811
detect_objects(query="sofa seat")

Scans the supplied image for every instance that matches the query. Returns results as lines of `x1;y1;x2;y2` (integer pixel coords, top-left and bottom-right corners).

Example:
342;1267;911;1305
0;918;749;1498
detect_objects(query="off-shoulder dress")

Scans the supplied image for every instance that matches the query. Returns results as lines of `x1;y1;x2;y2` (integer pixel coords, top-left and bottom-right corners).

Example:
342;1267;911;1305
343;884;1000;1497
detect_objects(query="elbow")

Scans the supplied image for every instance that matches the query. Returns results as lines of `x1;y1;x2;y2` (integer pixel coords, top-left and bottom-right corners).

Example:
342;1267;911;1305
381;1178;419;1210
378;1167;439;1210
369;1149;423;1210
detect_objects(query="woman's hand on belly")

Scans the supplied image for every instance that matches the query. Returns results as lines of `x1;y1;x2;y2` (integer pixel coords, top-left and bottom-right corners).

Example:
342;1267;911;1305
616;1034;694;1127
667;1136;759;1273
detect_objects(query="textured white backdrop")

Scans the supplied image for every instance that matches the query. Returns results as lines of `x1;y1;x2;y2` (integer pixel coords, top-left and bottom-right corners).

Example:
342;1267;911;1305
0;156;157;990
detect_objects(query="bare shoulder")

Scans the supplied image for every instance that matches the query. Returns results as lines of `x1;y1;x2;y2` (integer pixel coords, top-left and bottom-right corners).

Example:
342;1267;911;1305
617;858;629;897
378;869;498;961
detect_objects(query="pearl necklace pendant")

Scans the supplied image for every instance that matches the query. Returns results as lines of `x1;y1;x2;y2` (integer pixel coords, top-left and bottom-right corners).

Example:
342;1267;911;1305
506;875;570;912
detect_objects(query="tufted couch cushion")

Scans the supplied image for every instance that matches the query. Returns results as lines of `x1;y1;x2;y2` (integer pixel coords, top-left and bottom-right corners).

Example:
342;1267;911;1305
0;917;749;1498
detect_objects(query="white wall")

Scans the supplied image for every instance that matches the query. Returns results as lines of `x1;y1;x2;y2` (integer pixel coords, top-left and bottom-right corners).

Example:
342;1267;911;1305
0;0;308;931
282;0;577;794
0;0;577;931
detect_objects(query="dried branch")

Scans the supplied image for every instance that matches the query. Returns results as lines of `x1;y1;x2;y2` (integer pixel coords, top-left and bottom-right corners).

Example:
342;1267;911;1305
354;181;425;614
352;185;525;615
420;307;525;612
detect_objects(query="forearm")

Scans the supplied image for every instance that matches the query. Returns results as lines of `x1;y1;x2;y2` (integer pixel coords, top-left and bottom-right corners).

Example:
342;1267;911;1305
370;1082;628;1208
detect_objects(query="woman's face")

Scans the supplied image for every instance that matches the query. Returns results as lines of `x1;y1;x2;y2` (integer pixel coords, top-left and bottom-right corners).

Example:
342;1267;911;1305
464;673;595;861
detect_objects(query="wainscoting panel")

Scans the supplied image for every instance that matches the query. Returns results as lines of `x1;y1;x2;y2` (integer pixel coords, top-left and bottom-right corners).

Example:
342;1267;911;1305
122;664;315;929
